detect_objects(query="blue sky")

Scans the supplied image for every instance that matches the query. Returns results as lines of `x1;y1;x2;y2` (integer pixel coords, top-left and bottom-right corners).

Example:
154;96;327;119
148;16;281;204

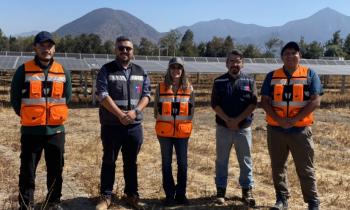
1;0;350;36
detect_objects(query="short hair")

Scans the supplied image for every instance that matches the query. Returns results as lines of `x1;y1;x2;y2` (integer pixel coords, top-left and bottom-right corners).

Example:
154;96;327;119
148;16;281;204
227;49;244;61
116;36;132;43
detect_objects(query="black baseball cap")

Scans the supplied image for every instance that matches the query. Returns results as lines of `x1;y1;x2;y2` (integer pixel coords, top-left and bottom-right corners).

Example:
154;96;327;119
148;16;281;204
281;41;300;56
34;31;55;45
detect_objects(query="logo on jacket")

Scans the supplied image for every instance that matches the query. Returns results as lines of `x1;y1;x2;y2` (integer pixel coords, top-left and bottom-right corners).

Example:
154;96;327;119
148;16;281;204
242;85;250;91
135;84;142;93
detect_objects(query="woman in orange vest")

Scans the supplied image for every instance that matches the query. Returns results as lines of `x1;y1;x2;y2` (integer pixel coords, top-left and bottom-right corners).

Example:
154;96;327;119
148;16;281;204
154;57;195;206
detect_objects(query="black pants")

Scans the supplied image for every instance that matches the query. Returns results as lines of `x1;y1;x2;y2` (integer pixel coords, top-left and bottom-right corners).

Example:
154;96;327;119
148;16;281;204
18;133;65;206
100;124;143;197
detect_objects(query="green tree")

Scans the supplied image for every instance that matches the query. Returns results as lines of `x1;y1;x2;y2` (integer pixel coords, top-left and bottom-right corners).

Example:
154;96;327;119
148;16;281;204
197;42;207;57
222;36;234;56
304;41;323;59
102;40;115;54
324;30;345;58
343;33;350;59
0;29;9;51
242;44;262;58
206;36;224;57
264;37;283;58
138;37;157;55
179;29;197;56
159;29;182;56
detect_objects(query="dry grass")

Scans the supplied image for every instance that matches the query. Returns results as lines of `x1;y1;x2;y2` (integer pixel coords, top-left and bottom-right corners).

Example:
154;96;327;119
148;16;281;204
0;106;349;210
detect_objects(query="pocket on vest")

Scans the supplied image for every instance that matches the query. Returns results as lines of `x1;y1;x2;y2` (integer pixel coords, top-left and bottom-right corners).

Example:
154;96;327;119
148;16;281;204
48;104;68;125
156;121;174;137
20;105;46;126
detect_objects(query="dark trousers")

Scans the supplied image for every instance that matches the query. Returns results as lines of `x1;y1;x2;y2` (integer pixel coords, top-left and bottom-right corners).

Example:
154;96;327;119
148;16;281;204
18;133;65;206
267;126;319;204
100;124;143;197
158;137;188;198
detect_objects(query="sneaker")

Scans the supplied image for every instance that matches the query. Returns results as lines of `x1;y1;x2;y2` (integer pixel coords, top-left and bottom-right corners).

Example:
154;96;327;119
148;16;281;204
175;195;189;205
242;187;256;207
270;195;288;210
124;195;145;210
215;187;226;205
47;202;64;210
95;195;111;210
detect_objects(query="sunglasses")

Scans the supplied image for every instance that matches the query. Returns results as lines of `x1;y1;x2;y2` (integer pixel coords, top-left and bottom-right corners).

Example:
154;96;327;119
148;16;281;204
170;64;183;70
118;46;133;52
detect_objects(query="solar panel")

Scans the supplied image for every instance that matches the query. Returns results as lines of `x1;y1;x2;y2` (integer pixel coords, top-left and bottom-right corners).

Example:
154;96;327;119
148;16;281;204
55;58;90;71
15;56;32;69
0;56;18;70
0;52;350;75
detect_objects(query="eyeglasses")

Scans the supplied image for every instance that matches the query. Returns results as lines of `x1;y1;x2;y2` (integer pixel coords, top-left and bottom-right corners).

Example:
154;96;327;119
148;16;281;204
118;46;133;52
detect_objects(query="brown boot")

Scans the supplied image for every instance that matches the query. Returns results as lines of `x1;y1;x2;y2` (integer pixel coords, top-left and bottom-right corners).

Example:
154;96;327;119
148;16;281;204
95;195;111;210
124;195;145;210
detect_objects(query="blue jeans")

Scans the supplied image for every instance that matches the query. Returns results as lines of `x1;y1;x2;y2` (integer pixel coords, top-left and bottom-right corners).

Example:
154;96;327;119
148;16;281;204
100;124;143;197
215;125;254;189
158;137;188;198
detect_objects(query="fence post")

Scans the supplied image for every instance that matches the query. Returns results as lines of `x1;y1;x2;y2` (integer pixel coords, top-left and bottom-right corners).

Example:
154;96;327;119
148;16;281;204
341;75;346;94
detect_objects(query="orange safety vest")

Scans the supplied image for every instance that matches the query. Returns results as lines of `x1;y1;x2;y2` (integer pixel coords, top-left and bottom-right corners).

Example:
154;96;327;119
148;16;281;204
155;82;193;138
20;60;68;126
266;65;313;127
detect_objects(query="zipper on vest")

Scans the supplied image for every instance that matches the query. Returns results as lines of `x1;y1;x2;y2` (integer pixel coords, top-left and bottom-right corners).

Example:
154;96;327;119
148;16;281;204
286;77;290;118
45;69;48;125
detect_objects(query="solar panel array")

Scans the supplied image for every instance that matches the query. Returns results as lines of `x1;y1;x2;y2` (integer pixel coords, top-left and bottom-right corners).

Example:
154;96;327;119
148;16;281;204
0;53;350;75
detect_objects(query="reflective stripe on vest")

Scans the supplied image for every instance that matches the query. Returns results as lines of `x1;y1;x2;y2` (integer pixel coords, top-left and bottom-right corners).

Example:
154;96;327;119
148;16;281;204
155;82;193;138
266;65;313;127
20;59;68;126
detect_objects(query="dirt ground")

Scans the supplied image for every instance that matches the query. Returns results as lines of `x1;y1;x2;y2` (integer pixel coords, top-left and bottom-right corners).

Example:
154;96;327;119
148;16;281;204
0;106;349;210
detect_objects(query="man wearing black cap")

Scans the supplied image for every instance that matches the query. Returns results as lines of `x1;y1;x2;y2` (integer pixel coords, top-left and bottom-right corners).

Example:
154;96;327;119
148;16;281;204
95;36;151;210
261;41;322;210
11;31;72;210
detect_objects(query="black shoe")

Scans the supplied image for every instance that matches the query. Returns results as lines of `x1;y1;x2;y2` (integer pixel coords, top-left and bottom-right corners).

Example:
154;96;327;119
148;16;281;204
175;195;189;205
46;202;64;210
163;197;175;206
19;203;34;210
270;195;288;210
242;187;256;207
308;200;320;210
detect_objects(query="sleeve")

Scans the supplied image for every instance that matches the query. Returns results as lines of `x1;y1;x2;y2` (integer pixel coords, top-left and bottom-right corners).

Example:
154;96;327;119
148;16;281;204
95;66;109;102
210;81;220;109
142;71;151;100
260;72;273;96
153;84;160;119
10;65;25;116
308;69;324;96
250;79;258;105
64;68;72;104
189;85;195;117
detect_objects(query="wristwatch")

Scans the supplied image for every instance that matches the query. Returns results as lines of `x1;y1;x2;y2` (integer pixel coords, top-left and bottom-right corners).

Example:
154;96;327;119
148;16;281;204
134;107;142;119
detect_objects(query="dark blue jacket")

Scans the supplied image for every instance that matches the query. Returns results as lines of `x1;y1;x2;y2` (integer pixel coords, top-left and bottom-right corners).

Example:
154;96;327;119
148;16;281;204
96;60;151;125
211;72;257;128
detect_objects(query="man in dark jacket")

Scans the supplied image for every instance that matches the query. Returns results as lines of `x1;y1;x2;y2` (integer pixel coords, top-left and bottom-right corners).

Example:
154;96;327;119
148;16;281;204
211;49;257;207
95;36;151;210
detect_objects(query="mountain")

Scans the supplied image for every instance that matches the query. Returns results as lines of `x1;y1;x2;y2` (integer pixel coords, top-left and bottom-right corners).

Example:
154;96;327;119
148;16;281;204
55;8;161;43
53;7;350;46
14;30;40;37
176;7;350;46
